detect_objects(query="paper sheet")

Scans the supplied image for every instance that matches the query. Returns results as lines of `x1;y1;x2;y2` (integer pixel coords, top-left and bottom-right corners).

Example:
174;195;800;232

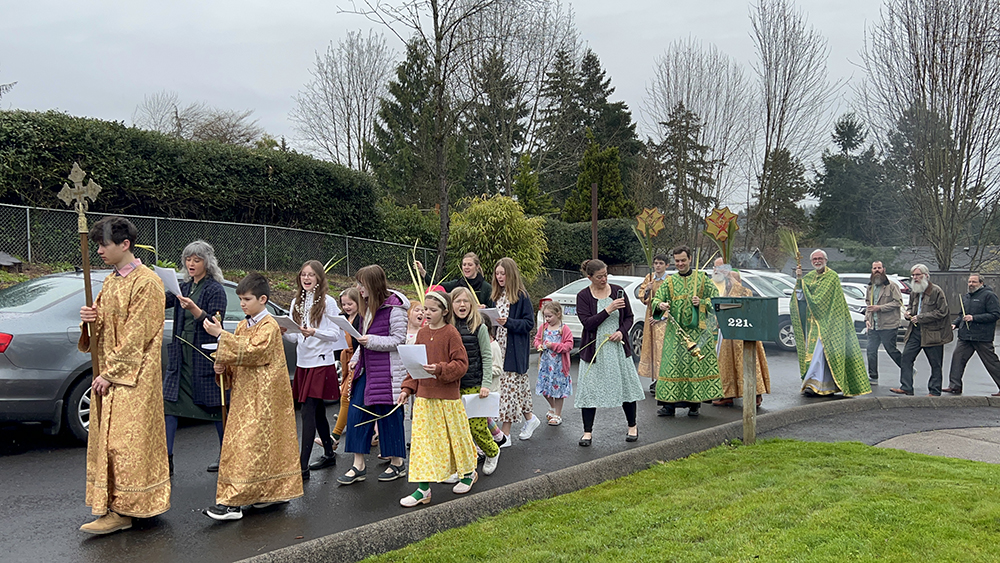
480;308;503;323
273;316;302;334
154;265;183;297
397;344;435;379
461;391;500;419
330;315;362;340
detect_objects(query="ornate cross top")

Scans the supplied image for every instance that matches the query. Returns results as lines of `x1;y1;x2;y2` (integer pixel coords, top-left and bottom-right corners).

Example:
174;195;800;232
57;163;102;233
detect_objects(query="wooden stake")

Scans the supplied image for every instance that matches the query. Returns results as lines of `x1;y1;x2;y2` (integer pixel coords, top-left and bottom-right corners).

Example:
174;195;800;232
742;341;757;445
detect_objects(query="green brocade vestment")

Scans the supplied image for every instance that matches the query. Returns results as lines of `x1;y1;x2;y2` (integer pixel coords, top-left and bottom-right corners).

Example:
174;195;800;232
651;271;722;403
790;268;871;396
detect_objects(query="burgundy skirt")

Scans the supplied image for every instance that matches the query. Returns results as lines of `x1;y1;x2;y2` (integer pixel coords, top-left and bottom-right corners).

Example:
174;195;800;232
292;364;341;402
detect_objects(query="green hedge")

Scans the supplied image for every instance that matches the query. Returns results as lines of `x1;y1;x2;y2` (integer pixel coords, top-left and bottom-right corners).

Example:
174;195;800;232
0;110;381;237
542;217;643;270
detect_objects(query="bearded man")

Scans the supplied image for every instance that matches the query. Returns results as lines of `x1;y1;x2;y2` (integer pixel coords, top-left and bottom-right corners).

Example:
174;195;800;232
792;249;871;396
865;261;904;386
891;264;952;396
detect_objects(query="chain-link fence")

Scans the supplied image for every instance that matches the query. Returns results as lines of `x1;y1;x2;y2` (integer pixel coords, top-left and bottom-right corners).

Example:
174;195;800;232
0;203;437;281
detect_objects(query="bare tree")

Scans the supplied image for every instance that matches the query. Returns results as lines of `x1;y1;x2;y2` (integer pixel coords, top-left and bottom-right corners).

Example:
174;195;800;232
644;37;754;208
747;0;838;250
860;0;1000;270
344;0;516;270
132;90;264;146
290;30;395;170
454;1;577;194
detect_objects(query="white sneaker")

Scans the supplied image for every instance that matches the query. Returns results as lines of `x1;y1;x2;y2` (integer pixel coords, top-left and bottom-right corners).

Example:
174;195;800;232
498;434;512;448
442;473;460;484
483;451;499;475
518;415;541;440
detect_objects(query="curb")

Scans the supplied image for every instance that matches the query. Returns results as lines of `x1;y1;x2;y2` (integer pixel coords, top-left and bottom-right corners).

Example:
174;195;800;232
241;395;998;563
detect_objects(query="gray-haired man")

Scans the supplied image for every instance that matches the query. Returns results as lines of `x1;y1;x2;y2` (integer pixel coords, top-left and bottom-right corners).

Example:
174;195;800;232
891;264;952;396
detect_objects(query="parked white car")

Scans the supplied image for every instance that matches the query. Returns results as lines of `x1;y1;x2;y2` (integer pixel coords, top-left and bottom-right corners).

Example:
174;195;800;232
536;275;648;352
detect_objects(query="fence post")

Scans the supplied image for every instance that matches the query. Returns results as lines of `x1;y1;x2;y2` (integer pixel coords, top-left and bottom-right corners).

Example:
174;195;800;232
345;237;350;277
26;208;32;263
263;226;268;271
154;217;159;264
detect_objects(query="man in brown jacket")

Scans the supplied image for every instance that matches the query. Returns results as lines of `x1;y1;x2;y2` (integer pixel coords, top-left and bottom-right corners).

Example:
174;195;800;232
891;264;953;396
865;261;904;386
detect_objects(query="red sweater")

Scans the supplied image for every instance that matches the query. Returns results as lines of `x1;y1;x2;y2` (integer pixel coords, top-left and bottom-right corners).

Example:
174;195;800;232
401;324;469;400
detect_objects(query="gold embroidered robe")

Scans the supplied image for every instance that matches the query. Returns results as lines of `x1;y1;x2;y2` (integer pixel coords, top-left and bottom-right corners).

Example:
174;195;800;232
636;274;666;379
215;315;303;506
78;265;170;517
716;281;770;399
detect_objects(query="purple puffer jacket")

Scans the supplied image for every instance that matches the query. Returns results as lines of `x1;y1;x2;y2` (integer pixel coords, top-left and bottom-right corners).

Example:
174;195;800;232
352;291;409;405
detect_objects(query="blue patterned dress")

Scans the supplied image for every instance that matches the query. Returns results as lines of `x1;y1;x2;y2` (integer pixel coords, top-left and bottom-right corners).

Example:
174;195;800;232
536;326;572;398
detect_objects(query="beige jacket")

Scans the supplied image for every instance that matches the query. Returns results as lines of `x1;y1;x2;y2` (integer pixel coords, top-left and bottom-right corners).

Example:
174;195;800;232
865;280;904;331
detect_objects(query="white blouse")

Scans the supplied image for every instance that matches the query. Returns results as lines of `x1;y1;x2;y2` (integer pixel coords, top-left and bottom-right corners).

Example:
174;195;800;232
284;292;345;368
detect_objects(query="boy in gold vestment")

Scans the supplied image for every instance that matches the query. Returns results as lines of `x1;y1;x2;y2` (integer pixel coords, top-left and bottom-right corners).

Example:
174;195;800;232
203;273;303;520
79;216;170;535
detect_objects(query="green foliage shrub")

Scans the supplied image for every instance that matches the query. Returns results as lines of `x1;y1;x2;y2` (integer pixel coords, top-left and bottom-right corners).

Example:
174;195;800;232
447;195;547;282
542;217;643;270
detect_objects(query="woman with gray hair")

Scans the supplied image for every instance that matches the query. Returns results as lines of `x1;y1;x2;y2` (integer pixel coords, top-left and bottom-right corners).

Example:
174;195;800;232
163;240;228;475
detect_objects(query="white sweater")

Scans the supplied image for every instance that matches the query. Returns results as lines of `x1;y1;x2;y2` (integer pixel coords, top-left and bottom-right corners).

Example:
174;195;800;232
284;293;345;368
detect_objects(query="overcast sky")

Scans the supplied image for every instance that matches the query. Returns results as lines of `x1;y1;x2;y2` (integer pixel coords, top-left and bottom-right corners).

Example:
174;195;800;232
1;0;879;153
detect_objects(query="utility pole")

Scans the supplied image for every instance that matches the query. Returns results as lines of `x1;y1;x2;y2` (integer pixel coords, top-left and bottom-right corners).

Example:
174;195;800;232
591;182;598;259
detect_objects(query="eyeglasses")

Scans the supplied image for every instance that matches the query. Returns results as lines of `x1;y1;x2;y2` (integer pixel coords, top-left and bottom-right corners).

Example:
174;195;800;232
300;272;318;278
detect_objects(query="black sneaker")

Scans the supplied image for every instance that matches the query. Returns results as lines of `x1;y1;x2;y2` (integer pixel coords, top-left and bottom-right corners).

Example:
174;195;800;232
207;457;220;472
688;405;700;418
204;504;242;521
657;405;675;417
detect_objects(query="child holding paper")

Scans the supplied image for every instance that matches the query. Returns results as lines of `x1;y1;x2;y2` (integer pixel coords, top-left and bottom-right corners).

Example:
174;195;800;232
398;291;475;507
450;287;499;475
284;260;344;478
533;301;574;426
325;288;363;450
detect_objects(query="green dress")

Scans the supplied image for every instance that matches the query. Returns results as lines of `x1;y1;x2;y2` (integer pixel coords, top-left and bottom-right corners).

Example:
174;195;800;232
651;271;723;403
575;297;646;408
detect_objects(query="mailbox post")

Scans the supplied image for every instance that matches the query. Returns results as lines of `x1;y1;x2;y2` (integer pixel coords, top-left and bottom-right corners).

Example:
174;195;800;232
713;296;778;445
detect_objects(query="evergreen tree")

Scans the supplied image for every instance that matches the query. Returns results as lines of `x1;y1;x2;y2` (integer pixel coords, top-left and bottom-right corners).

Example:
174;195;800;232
536;49;586;205
749;148;808;250
562;130;637;222
366;41;467;207
511;153;555;215
465;50;529;196
811;114;902;245
656;102;720;239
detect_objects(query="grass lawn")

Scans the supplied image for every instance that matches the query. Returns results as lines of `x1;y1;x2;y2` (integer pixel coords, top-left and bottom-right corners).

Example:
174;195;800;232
366;439;1000;562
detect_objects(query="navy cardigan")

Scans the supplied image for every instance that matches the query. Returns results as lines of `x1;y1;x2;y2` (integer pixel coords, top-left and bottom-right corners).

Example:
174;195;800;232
488;290;534;374
576;284;634;363
163;277;227;405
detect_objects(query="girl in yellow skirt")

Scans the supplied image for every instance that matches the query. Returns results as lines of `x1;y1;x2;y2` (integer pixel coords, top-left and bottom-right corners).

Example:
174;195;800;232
397;290;475;507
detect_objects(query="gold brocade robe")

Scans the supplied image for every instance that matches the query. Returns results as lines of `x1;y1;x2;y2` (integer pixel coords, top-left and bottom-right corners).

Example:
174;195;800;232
78;265;170;517
636;274;667;379
215;315;303;506
716;282;770;399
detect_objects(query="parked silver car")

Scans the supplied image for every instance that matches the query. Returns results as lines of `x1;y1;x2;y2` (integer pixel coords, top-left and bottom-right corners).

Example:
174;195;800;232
536;275;647;352
0;270;296;442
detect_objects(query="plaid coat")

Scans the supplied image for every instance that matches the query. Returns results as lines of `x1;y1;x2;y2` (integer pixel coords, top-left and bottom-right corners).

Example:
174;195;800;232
163;278;227;405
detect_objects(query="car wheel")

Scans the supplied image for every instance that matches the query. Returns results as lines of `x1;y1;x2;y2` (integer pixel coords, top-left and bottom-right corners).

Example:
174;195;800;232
629;322;644;352
776;318;796;352
65;376;92;443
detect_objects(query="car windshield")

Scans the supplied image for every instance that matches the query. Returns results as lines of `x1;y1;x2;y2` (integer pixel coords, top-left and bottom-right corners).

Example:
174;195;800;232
0;277;86;313
742;274;787;298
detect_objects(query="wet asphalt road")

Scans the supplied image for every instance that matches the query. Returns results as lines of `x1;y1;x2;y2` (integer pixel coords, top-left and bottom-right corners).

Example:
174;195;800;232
3;337;999;563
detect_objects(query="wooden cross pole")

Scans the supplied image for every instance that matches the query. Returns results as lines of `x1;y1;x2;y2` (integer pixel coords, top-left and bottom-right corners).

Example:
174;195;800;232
58;163;103;377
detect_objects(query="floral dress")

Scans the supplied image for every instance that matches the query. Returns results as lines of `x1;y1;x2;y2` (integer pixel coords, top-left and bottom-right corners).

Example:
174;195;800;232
536;326;572;399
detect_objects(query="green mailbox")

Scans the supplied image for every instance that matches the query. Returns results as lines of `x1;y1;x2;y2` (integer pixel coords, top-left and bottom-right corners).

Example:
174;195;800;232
712;296;778;342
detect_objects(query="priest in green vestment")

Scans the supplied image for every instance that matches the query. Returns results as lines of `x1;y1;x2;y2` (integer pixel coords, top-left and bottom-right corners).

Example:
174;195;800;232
651;245;723;417
791;249;871;396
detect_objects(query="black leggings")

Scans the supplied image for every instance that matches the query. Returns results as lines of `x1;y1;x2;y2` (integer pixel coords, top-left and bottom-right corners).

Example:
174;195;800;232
300;397;333;470
581;402;637;433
